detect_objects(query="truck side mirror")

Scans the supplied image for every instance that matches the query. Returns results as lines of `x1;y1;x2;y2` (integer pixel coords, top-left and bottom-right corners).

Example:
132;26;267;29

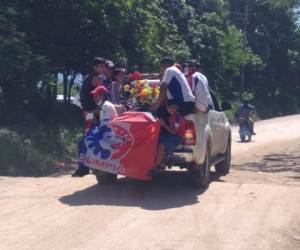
222;101;232;111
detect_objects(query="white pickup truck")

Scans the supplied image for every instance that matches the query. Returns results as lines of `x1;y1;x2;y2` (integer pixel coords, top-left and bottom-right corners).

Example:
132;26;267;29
93;92;232;187
163;92;232;187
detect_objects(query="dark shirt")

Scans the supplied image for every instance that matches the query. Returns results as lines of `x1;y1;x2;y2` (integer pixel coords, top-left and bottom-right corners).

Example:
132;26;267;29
101;76;112;100
235;105;254;120
157;106;169;123
80;74;98;112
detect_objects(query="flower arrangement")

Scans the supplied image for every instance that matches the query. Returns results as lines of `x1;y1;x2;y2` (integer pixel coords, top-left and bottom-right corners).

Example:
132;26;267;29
122;80;160;107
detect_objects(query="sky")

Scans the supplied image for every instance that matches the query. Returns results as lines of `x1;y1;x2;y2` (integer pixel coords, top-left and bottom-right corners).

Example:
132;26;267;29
57;73;83;85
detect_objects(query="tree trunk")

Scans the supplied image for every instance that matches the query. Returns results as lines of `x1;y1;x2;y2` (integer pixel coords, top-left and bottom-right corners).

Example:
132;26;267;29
63;72;68;104
53;82;57;102
67;72;76;104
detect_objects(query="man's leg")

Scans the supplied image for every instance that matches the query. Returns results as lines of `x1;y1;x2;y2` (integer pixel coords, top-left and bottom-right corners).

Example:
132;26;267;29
148;144;166;177
72;137;90;177
249;118;256;135
155;144;166;167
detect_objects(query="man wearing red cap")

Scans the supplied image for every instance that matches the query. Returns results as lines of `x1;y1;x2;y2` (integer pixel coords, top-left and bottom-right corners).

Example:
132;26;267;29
73;86;118;177
90;86;118;122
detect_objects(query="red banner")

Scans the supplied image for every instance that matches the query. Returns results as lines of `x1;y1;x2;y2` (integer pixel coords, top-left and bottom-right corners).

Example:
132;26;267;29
79;112;160;180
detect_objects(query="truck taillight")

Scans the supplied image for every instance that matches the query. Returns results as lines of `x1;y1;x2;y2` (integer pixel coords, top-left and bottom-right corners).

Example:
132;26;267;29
184;121;196;146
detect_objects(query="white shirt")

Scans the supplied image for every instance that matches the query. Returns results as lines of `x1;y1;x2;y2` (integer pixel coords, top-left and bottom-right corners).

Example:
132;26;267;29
162;66;195;103
192;72;209;90
191;72;213;112
100;100;118;121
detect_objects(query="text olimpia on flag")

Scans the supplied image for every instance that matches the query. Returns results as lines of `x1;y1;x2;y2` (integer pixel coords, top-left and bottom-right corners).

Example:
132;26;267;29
79;112;160;180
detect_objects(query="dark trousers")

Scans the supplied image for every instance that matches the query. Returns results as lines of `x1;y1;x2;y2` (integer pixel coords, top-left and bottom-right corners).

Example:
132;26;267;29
78;138;89;171
179;101;195;116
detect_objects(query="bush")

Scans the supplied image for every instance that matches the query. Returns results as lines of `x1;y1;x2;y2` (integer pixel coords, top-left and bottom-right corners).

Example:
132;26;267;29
224;100;239;124
0;128;51;176
0;126;82;176
0;104;83;176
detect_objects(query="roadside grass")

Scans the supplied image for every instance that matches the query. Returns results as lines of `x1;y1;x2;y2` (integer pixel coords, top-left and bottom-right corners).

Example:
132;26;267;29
224;100;239;124
0;126;82;176
0;104;83;176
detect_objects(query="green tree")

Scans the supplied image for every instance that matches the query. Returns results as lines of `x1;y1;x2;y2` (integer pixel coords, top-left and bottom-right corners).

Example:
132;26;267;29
230;0;300;114
0;4;47;111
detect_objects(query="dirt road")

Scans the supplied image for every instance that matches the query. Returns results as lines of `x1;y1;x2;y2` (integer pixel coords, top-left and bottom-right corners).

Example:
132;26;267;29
1;115;300;250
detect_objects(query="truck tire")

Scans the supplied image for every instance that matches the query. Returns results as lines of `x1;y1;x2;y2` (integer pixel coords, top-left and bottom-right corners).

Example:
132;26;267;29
190;149;210;187
215;137;231;175
95;171;117;185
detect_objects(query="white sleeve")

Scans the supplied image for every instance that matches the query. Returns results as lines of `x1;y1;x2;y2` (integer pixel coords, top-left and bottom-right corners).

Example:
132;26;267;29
194;77;210;112
162;68;174;85
107;104;118;120
101;103;118;121
202;75;209;90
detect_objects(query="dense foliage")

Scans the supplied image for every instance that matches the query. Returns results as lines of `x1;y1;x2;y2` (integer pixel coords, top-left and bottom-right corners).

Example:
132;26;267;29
1;0;299;116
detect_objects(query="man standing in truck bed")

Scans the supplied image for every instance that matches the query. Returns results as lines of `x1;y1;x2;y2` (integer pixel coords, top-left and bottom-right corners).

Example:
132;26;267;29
187;59;214;113
80;57;106;113
73;57;105;177
152;57;195;116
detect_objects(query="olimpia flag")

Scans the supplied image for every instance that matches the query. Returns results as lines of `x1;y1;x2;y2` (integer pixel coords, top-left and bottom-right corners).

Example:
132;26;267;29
79;112;160;180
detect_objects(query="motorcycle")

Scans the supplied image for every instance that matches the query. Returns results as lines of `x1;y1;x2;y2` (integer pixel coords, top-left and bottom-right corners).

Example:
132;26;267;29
239;118;252;142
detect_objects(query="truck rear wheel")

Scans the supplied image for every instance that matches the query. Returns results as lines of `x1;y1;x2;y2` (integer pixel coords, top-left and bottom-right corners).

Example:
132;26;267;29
215;137;231;175
190;149;210;187
94;171;117;185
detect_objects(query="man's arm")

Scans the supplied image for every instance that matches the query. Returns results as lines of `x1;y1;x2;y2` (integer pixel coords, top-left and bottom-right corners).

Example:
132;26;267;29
151;82;167;110
151;68;173;110
157;82;167;105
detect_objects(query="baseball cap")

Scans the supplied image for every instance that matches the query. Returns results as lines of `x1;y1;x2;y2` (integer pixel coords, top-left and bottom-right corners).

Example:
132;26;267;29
105;60;115;68
93;57;105;66
90;86;110;96
187;59;200;68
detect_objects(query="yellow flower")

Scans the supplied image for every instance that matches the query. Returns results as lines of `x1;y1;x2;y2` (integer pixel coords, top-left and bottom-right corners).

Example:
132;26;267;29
130;88;136;95
153;87;160;97
123;85;130;92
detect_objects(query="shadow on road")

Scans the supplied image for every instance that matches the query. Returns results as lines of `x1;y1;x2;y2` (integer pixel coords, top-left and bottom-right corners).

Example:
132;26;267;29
59;171;224;210
235;140;256;144
233;153;300;174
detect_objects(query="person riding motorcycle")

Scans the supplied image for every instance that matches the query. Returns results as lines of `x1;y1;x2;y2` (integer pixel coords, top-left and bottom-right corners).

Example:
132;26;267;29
235;100;256;135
